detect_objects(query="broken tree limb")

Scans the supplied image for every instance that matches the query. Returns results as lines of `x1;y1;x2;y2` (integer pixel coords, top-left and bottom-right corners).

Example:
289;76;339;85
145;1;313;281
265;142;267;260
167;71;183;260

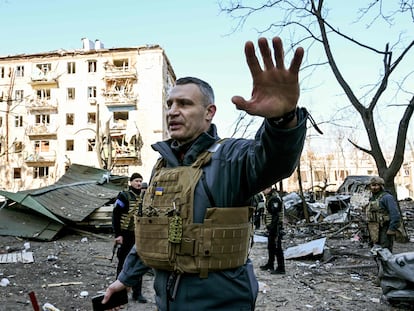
326;223;353;238
330;264;377;270
42;281;83;288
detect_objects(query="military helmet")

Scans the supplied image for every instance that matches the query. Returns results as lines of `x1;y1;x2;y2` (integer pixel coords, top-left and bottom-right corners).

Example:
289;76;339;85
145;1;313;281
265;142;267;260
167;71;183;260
369;176;384;185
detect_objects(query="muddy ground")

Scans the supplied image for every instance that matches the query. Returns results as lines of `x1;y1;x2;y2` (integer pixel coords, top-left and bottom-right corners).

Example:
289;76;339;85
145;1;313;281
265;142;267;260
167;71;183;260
1;216;413;311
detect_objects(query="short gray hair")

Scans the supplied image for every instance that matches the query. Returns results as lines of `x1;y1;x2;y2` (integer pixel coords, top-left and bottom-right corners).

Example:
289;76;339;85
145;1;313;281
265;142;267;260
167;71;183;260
176;77;215;107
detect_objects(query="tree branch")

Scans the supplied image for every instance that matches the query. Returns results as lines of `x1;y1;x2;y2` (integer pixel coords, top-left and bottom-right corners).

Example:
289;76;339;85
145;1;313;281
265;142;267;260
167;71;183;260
347;138;372;155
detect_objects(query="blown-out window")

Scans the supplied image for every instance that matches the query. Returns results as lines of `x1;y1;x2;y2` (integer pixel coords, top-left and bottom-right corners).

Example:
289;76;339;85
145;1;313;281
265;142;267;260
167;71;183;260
34;140;50;153
34;166;49;178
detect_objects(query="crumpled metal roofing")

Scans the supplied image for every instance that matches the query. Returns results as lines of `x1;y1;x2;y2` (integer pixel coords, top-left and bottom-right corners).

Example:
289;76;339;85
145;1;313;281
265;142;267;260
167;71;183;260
0;163;128;240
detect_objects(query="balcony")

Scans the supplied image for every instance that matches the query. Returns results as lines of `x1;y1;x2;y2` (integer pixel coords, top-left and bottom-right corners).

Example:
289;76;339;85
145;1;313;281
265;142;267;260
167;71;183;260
103;91;138;108
104;66;137;80
24;152;56;167
109;119;127;133
102;132;142;166
26;98;58;114
29;72;59;89
104;147;142;166
26;124;58;140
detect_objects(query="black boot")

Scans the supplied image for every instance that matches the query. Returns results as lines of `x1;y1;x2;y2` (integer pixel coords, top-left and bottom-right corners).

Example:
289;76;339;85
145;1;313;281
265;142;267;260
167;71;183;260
271;267;286;274
132;276;147;303
132;292;148;303
260;263;274;271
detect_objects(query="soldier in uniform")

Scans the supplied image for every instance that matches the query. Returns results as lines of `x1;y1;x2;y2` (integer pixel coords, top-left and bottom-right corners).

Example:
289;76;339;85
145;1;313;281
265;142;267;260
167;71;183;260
112;172;147;303
366;176;401;252
260;186;286;274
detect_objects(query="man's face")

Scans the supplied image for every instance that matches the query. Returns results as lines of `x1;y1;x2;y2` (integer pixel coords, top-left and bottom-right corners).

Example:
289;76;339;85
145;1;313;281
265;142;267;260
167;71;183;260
130;178;142;190
166;84;216;145
370;183;382;194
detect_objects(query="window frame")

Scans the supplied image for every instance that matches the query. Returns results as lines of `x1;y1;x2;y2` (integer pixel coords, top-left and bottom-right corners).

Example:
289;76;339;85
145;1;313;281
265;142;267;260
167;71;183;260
67;87;75;100
87;86;97;99
33;166;49;179
35;114;50;125
88;60;97;73
87;138;95;152
66;113;74;125
14;115;23;127
16;65;24;77
66;139;74;151
67;61;76;74
34;140;50;153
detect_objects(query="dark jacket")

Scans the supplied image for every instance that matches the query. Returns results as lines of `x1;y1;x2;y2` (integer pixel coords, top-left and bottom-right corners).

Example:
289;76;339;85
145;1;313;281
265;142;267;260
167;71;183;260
369;190;401;231
118;108;308;311
112;187;141;237
265;190;283;232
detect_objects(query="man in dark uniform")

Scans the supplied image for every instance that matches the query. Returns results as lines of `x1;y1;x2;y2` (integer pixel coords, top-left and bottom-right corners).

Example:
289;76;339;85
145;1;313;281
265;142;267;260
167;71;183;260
260;186;286;274
112;172;147;303
366;176;401;252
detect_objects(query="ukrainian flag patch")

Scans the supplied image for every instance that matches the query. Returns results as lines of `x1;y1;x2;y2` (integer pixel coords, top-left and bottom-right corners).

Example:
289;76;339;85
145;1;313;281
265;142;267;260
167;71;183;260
155;187;164;196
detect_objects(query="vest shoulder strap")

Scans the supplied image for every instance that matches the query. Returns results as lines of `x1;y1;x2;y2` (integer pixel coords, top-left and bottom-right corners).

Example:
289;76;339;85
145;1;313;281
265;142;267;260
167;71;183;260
154;139;227;170
192;138;227;168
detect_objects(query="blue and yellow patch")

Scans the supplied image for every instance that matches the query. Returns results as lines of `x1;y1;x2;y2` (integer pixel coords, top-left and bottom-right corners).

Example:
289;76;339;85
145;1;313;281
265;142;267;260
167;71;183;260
155;187;164;196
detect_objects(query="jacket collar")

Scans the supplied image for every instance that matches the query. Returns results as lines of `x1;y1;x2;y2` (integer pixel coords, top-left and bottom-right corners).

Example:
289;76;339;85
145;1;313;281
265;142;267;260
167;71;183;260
152;124;220;166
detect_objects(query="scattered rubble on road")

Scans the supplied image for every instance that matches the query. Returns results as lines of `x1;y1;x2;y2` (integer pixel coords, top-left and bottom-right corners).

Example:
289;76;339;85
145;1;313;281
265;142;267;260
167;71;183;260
1;172;413;310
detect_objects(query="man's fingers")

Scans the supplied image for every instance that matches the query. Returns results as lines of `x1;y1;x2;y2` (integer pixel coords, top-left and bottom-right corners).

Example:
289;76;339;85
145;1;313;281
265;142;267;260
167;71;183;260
289;47;304;75
101;292;111;304
231;95;248;110
258;37;274;70
244;40;262;77
272;37;285;70
102;288;115;304
232;96;257;115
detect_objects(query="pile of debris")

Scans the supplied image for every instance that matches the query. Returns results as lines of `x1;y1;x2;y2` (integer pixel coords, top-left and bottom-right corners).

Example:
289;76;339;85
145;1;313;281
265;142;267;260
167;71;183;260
275;175;414;307
0;164;128;241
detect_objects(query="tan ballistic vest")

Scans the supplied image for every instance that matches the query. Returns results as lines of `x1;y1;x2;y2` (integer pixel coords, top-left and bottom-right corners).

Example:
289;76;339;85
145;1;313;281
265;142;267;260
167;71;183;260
367;193;389;224
264;194;284;227
366;192;389;243
120;191;141;231
135;142;253;278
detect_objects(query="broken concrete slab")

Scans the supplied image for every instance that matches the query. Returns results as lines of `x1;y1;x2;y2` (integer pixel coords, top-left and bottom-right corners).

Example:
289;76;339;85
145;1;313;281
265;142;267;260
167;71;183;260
0;251;34;264
284;237;326;259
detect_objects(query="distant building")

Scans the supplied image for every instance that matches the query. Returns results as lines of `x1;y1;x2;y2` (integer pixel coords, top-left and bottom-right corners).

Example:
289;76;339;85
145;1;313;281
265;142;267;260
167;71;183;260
283;148;414;200
0;38;175;191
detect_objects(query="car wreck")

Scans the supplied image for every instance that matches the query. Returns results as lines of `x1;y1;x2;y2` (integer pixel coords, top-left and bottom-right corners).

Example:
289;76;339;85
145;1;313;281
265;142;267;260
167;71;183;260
374;247;414;306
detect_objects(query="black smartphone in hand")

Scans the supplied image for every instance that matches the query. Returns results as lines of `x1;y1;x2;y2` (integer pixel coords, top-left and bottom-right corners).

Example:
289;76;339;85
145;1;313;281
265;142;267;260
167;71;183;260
91;289;128;311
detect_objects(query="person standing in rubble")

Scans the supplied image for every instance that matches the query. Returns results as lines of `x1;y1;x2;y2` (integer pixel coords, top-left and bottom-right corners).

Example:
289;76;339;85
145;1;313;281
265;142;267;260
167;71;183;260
112;172;147;303
102;36;309;311
252;192;265;230
260;186;286;274
366;176;401;252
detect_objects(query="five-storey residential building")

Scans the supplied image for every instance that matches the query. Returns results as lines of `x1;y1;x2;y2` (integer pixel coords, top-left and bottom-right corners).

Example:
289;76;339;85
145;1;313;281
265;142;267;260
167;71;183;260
0;38;175;191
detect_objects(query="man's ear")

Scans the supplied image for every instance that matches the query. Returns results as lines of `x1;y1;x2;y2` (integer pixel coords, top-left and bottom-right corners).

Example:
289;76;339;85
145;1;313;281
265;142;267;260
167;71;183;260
206;104;216;121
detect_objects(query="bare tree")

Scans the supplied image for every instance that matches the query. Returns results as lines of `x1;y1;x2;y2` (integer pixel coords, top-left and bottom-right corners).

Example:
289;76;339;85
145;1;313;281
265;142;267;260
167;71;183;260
220;0;414;198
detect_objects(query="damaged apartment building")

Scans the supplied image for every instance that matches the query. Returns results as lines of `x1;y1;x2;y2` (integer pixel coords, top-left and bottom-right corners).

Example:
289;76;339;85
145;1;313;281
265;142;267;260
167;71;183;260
0;38;176;191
